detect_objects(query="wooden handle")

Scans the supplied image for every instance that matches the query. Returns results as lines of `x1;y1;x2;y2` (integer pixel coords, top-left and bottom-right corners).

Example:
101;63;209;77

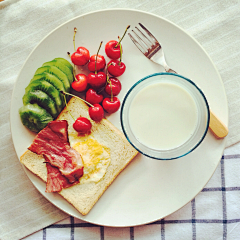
209;111;228;138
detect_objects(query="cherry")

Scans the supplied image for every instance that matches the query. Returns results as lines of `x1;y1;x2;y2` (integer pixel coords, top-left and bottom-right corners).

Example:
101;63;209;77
105;40;121;59
87;41;106;72
88;71;106;90
102;97;121;113
85;88;103;105
71;74;88;92
88;54;106;72
61;91;104;123
89;104;104;122
71;47;90;66
105;25;130;59
87;41;107;89
73;117;92;134
70;28;90;66
105;77;122;96
107;59;126;77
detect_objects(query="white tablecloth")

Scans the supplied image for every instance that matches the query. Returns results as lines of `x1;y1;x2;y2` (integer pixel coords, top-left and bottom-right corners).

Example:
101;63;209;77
0;0;240;239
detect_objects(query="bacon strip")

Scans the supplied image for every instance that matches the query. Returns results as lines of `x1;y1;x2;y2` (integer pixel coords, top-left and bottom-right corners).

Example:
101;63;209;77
29;120;84;192
45;163;79;193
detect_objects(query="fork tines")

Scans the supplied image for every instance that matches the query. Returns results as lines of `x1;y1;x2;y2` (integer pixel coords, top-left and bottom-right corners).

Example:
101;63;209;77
128;23;161;58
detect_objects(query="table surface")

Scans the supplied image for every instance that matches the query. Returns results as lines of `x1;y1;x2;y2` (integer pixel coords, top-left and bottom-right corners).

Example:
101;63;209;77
1;1;240;240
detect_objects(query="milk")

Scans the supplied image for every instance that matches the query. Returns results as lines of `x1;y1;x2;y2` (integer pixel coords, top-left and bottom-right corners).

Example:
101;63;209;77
129;82;198;150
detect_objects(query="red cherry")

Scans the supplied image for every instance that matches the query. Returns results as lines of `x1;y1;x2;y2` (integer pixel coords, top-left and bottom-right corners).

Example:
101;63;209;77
105;26;130;60
71;47;90;66
73;117;92;134
102;97;121;113
87;72;106;89
85;88;103;105
89;104;104;122
105;77;122;96
105;40;121;59
71;74;88;92
88;54;106;72
108;60;126;77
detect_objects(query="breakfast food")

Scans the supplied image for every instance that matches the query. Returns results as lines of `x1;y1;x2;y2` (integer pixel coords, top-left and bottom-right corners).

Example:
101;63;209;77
105;25;130;59
104;77;122;96
19;26;137;215
68;26;129;115
20;97;138;215
19;58;73;132
28;119;84;192
71;74;88;92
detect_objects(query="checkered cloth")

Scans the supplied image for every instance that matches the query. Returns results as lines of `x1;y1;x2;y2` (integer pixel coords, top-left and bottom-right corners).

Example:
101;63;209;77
22;147;240;240
1;0;240;240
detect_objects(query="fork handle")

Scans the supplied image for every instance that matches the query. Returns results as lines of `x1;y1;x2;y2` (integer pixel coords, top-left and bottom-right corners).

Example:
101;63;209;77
209;111;228;138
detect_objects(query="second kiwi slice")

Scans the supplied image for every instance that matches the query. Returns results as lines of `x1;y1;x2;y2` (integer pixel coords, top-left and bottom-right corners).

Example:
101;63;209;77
35;66;70;93
54;57;73;72
43;59;74;85
31;72;66;93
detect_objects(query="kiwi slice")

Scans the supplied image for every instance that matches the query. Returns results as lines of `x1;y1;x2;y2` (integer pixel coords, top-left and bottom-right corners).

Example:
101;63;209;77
19;103;53;133
54;58;73;72
23;90;58;118
25;80;63;113
35;66;70;93
43;60;73;85
31;72;66;93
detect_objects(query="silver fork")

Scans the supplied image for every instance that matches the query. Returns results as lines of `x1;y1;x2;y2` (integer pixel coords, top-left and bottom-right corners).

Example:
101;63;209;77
128;23;176;73
128;23;228;139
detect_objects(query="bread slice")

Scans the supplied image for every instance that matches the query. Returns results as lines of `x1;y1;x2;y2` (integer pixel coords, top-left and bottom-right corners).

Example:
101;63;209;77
20;97;138;215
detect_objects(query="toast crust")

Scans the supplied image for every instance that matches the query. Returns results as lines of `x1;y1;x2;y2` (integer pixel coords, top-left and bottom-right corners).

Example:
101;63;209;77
20;97;138;215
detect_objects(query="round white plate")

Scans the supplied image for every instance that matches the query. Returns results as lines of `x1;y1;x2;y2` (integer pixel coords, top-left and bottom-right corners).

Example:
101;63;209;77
11;9;228;227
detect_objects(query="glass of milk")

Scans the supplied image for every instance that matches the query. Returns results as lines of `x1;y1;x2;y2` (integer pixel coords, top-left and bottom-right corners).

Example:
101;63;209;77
120;73;210;160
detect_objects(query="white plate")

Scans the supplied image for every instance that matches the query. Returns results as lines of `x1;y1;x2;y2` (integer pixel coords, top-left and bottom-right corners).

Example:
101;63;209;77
10;9;228;227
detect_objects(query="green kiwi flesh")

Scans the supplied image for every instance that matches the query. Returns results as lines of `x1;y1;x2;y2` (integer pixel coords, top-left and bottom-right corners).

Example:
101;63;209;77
23;90;58;118
31;72;66;93
19;58;72;133
54;58;73;72
19;103;53;133
35;66;70;93
42;60;73;85
25;80;63;113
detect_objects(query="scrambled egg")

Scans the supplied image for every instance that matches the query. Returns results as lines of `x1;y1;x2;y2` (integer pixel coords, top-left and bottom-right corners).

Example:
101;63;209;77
72;138;111;184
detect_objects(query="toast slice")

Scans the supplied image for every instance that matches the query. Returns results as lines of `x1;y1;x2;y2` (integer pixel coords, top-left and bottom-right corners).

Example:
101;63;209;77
20;97;138;215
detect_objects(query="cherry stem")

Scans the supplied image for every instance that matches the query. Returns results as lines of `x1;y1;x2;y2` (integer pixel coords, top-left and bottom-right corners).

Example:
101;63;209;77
106;74;110;84
60;91;94;108
95;41;103;75
105;74;113;102
118;36;123;65
115;25;130;48
73;27;77;52
61;92;76;121
98;61;112;93
67;52;78;82
106;62;113;76
109;79;113;102
105;62;113;86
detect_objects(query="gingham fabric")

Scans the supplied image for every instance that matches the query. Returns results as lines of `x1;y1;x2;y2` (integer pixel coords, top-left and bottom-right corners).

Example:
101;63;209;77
1;0;240;240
